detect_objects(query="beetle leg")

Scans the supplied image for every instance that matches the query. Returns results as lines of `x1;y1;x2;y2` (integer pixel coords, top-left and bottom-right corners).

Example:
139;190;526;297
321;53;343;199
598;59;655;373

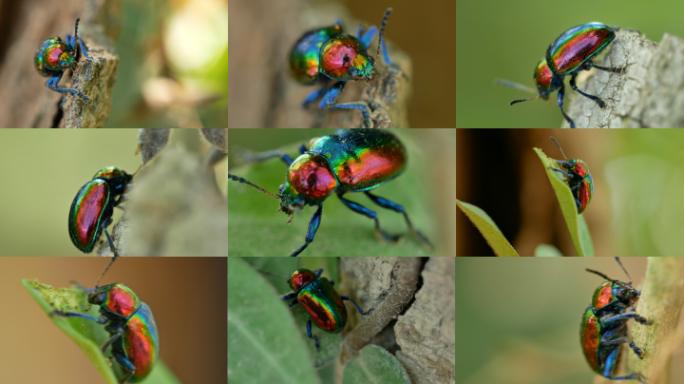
99;328;124;353
235;148;294;166
601;312;651;325
101;226;120;257
289;204;323;257
336;191;402;243
556;81;575;128
341;296;373;316
46;74;90;103
111;350;136;384
320;82;373;128
281;292;297;301
307;319;320;351
364;191;434;249
302;81;333;108
358;25;393;66
589;61;625;75
570;73;606;109
50;310;108;324
602;337;645;359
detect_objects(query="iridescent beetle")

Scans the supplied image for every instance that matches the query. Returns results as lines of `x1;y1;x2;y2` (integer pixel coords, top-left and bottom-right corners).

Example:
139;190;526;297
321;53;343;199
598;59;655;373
581;257;650;383
51;256;159;383
34;18;93;103
289;8;394;128
496;22;625;128
228;129;432;256
69;167;138;257
547;137;593;214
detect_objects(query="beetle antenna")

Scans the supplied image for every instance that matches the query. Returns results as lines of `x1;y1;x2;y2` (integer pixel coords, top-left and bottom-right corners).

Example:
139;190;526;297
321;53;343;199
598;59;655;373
131;163;144;178
586;266;633;291
95;256;118;289
614;257;633;285
258;270;289;280
550;137;569;160
75;18;80;40
510;96;541;105
229;173;281;199
494;79;538;94
375;8;392;64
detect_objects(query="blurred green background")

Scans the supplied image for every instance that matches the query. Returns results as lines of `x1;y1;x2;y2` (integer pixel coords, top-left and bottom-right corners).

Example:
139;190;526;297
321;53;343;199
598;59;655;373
105;0;227;128
457;129;684;256
455;257;684;384
456;0;684;128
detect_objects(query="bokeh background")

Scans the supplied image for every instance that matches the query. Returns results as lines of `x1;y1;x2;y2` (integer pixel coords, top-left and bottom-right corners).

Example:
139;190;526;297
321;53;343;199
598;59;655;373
228;0;455;128
456;0;684;128
228;129;456;256
457;129;684;256
456;257;684;384
0;129;227;256
0;257;226;384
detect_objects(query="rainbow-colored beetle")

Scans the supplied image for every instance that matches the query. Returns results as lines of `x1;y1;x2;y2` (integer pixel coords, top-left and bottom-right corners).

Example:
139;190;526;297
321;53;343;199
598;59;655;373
497;22;625;128
281;268;371;350
581;257;650;383
34;18;93;103
289;8;394;128
51;257;159;383
547;137;593;214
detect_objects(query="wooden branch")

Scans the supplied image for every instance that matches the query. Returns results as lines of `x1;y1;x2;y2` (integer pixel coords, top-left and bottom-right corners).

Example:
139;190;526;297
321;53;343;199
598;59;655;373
564;30;684;128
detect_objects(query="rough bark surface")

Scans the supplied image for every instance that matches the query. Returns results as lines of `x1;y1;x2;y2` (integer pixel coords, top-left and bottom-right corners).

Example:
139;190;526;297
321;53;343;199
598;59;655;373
564;30;684;128
228;0;411;128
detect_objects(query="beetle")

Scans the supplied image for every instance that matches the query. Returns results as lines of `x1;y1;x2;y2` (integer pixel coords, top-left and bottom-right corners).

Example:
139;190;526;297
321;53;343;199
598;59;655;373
228;129;432;256
581;257;650;383
289;8;394;128
34;18;94;103
546;137;593;214
68;167;136;257
278;268;371;351
496;22;625;128
51;256;159;383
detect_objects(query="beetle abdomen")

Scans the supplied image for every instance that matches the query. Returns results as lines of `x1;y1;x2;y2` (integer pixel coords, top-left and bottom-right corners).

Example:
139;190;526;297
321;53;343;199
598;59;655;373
124;303;159;382
546;23;615;76
298;278;347;334
68;179;110;253
289;25;343;85
580;307;602;373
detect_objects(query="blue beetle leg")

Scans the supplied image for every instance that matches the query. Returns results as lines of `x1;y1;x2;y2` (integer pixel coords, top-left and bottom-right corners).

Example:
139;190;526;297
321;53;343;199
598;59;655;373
320;82;373;128
364;191;434;249
289;204;323;257
589;61;625;74
307;319;320;351
50;310;108;324
601;312;651;325
360;26;378;48
75;35;91;58
281;292;297;301
112;350;136;384
340;296;373;316
302;81;332;108
605;373;646;383
99;328;123;353
289;299;299;307
46;74;91;103
298;145;308;155
547;167;571;178
570;73;606;108
556;81;575;128
336;191;402;243
602;337;645;358
101;226;120;257
313;269;323;277
235;148;294;166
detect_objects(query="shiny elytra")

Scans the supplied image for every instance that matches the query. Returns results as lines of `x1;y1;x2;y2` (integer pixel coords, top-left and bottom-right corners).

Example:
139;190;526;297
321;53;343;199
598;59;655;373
289;269;348;333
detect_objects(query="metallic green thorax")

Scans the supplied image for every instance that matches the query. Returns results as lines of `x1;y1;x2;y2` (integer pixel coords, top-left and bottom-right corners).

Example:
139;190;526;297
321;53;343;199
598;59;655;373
34;37;75;77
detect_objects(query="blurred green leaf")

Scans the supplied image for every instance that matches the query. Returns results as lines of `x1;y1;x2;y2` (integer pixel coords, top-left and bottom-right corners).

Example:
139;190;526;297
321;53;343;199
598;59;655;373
456;199;519;256
534;148;594;256
228;258;321;384
342;345;411;384
228;138;435;257
22;279;179;384
534;244;564;256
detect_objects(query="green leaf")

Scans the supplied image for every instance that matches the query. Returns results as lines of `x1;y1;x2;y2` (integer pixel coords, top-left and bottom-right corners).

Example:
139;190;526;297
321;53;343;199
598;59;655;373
21;279;180;384
228;258;321;384
228;137;435;256
456;199;519;256
342;345;411;384
534;148;594;256
534;244;564;256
